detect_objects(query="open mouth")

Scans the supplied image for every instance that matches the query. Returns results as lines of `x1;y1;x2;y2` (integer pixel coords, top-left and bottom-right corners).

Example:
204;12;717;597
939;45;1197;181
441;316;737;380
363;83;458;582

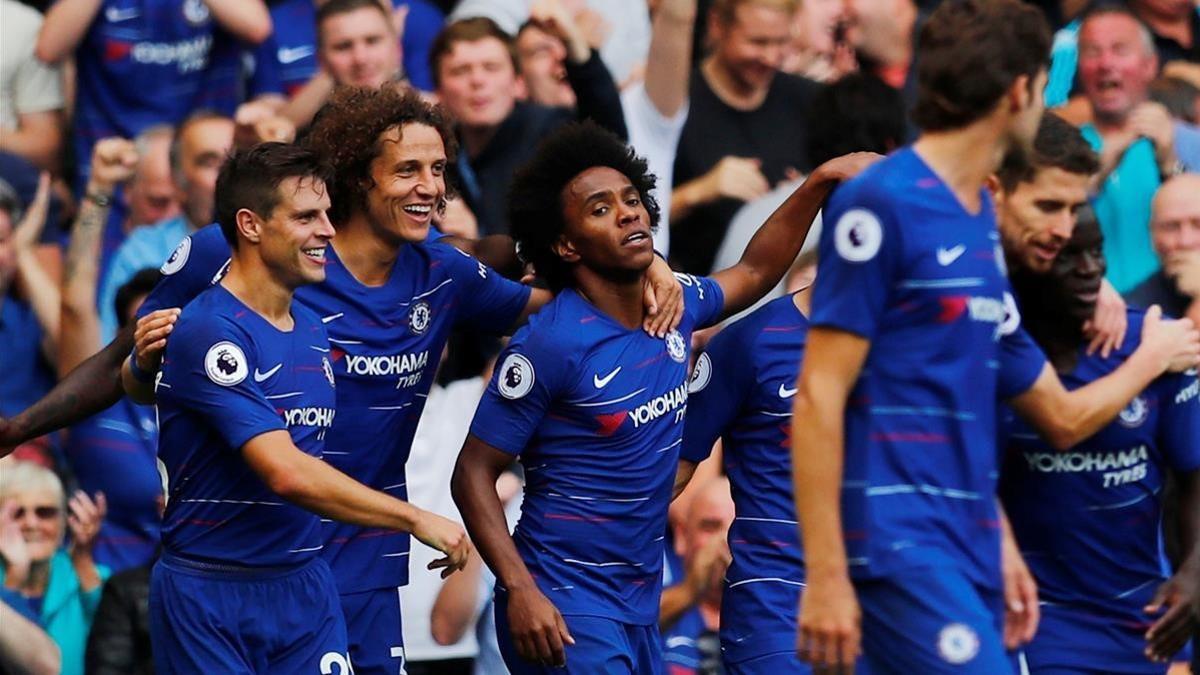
1033;242;1062;262
622;230;651;246
302;247;327;264
402;204;433;218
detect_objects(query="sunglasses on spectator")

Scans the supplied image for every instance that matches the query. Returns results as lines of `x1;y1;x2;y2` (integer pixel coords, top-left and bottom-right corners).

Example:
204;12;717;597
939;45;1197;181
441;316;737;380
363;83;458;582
12;505;61;520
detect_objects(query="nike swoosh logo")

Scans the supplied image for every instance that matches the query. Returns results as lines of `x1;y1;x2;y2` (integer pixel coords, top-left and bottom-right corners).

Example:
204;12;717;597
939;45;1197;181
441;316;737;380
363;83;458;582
593;367;621;388
778;382;797;398
105;6;140;21
321;312;344;324
253;364;283;382
936;245;966;266
277;46;314;64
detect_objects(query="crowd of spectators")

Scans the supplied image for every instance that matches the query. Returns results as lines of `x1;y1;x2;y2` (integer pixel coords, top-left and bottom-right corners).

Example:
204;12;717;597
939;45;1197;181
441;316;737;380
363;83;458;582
0;0;1197;672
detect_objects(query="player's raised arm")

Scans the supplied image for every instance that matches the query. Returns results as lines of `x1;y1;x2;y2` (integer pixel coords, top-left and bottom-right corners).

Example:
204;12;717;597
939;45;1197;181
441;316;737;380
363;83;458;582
710;153;879;321
1007;305;1200;449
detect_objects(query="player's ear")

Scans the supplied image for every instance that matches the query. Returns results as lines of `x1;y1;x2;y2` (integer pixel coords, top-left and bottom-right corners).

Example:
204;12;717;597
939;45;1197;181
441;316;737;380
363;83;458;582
552;234;580;264
234;207;263;245
1007;73;1031;114
985;174;1003;200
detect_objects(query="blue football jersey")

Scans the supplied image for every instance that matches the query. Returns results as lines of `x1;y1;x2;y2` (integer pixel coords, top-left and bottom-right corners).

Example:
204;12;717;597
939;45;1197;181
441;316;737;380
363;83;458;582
248;0;317;99
681;293;808;665
1000;310;1200;667
297;241;530;593
156;284;336;567
470;276;725;624
810;147;1047;591
73;0;219;187
66;398;161;572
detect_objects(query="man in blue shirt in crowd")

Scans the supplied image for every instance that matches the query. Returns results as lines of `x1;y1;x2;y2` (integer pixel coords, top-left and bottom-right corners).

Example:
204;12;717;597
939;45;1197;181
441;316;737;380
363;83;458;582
451;120;875;674
791;0;1200;671
150;141;470;674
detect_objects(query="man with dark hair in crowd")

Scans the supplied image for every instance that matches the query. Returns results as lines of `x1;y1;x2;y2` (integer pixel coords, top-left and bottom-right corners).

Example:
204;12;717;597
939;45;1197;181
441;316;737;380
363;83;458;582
792;1;1199;670
452;120;874;673
431;16;627;236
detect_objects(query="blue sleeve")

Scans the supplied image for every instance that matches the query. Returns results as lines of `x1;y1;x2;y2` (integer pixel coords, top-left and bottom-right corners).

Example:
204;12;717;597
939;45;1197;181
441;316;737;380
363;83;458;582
676;273;726;329
438;244;532;332
468;328;568;456
0;588;38;623
397;0;444;92
810;186;903;339
1159;369;1200;472
136;226;231;319
156;315;286;450
248;35;285;98
997;296;1049;400
680;331;752;463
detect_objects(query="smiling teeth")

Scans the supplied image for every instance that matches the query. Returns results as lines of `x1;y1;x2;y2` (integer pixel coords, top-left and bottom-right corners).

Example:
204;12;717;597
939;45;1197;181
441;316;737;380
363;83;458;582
403;205;432;214
303;248;325;259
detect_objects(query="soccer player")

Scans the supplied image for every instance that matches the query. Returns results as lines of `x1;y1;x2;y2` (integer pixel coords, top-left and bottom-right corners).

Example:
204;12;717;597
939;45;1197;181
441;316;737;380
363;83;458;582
450;120;875;673
1001;207;1200;674
120;86;683;674
790;1;1200;671
150;141;470;673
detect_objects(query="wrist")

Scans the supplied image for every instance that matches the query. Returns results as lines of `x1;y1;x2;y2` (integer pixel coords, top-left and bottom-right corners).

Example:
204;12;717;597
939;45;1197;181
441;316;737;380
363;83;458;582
128;353;156;384
1128;339;1169;376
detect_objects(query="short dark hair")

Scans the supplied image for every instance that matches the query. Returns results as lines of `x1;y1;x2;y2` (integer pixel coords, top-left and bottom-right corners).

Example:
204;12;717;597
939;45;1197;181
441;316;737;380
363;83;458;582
508;122;660;291
214;142;332;248
316;0;391;45
996;112;1099;190
115;268;163;328
912;0;1051;132
304;86;457;226
429;17;518;89
805;73;905;166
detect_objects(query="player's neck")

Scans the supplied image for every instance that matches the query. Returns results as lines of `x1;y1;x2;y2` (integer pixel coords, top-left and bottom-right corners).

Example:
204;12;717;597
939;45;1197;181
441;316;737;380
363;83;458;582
573;268;647;330
221;258;296;330
912;122;1008;215
1012;271;1081;371
332;213;402;287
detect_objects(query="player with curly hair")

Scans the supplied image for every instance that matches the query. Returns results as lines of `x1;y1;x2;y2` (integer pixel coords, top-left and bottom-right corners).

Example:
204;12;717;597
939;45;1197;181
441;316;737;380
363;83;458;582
452;121;875;674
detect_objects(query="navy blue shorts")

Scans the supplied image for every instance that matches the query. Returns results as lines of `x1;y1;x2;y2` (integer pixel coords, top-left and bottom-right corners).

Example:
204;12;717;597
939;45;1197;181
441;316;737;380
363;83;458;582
149;555;350;674
857;567;1011;674
725;650;813;674
494;590;663;674
340;586;408;675
1018;603;1179;674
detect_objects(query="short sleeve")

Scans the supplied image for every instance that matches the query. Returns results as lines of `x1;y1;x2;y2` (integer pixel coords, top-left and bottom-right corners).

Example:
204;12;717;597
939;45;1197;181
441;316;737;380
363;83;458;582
137;227;230;319
997;297;1049;400
810;187;903;339
437;244;532;332
676;273;725;329
680;331;752;463
156;316;285;450
468;329;568;456
247;36;285;98
1159;369;1200;472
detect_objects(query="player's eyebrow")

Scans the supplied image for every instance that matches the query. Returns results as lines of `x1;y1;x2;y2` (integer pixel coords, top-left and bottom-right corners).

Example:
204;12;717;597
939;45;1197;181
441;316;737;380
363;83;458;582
583;189;615;206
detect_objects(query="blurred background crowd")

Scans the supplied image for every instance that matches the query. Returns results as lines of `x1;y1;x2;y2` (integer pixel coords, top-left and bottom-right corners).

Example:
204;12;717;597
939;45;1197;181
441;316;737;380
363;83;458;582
0;0;1197;672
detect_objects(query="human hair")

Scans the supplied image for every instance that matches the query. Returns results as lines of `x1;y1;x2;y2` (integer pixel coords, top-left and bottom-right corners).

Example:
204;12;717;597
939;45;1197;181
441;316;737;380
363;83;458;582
115;268;163;328
0;179;20;221
429;17;519;89
304;86;457;226
168;110;229;177
805;73;905;166
710;0;798;24
1078;3;1156;56
912;0;1051;132
995;112;1099;191
508;121;660;291
0;461;65;513
214;142;333;249
316;0;392;45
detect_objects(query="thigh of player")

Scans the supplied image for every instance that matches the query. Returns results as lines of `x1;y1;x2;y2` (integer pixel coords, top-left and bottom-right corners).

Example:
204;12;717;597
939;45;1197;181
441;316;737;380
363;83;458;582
339;586;407;675
1019;604;1173;675
268;560;353;674
493;592;662;675
857;566;1010;675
